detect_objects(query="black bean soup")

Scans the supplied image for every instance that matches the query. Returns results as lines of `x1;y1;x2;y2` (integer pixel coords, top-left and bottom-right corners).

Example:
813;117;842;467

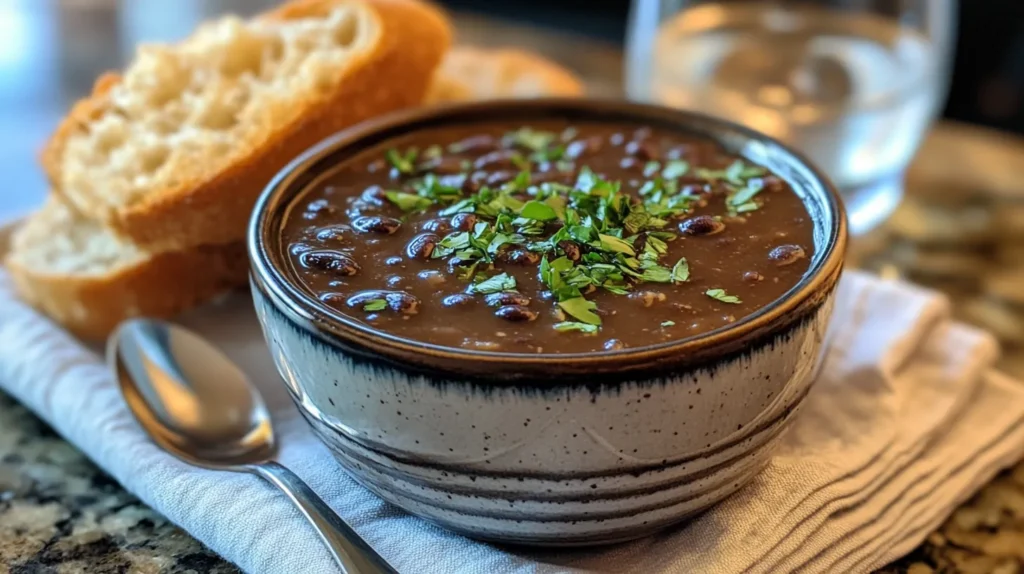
281;121;815;354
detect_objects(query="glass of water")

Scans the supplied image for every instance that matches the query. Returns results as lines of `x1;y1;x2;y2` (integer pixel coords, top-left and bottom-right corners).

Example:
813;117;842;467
625;0;957;234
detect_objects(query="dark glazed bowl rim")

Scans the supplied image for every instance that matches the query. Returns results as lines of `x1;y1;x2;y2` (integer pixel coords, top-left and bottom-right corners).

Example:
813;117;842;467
248;98;847;383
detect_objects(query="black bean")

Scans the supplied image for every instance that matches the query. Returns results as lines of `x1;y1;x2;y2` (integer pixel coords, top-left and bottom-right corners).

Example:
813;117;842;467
604;339;624;351
450;213;478;232
558;240;581;262
609;133;626;146
474;149;519;170
464;171;489;193
299;250;359;276
289;242;314;256
346;290;420;315
743;271;764;283
449;134;498;154
495;305;538;322
385;256;403;266
315;225;352;243
436;174;469;191
360;185;386;206
625;140;658;161
417;156;464;175
352;215;401;234
500;249;541;266
620;157;639;170
565;136;603;159
405;233;440;259
421;218;451;234
769;244;806;266
485;292;531;307
761;175;786;192
679;215;726;236
486;171;515;186
442;294;475;308
446;257;473;275
302;198;336;220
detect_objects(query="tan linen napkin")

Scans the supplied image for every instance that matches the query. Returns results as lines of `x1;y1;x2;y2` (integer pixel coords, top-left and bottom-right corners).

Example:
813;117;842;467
0;269;1022;574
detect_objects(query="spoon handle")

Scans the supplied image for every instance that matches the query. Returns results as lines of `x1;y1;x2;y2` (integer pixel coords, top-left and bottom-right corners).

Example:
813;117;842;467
251;461;396;574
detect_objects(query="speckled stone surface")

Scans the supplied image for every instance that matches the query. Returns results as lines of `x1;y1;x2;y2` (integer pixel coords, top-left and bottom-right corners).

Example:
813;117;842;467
0;393;239;574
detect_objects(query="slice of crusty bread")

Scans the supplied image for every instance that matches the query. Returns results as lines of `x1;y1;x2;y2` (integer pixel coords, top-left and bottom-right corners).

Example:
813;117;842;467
43;0;451;252
425;47;584;104
6;198;248;341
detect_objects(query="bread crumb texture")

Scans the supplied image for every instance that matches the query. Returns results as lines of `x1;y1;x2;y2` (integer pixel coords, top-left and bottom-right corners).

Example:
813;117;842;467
60;4;376;210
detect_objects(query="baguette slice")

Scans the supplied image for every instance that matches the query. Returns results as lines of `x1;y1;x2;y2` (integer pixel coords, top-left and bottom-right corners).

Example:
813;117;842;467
43;0;451;252
425;47;584;104
6;198;248;341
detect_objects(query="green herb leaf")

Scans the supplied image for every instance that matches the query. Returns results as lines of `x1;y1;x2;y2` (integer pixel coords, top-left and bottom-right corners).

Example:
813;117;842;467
520;200;559;221
661;160;689;179
729;178;765;207
431;232;471;259
643;161;662;178
735;201;760;213
503;170;531;192
553;322;599;334
384;190;431;212
671;257;690;283
595;233;636;256
439;198;476;216
423;144;443;160
575;166;597;193
661;320;676;327
558;297;602;325
386;148;416;174
470;273;517;295
363;299;387;312
506;127;556;152
706;288;741;304
640;265;672;283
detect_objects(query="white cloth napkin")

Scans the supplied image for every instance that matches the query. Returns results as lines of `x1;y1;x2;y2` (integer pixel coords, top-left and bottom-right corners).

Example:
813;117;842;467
1;268;1023;574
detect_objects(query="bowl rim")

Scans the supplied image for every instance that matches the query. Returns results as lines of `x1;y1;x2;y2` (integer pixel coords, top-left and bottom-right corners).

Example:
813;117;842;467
247;98;848;383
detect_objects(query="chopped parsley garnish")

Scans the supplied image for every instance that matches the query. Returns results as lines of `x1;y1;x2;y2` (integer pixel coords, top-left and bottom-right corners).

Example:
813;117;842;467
558;297;601;326
661;160;689;179
363;299;387;312
384;190;431;212
554;321;599;334
469;273;517;295
706;288;741;304
671;257;690;283
386;148;417;174
520;200;559;221
375;132;780;335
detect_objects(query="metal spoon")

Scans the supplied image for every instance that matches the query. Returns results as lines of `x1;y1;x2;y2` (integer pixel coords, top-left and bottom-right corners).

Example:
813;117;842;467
108;318;396;574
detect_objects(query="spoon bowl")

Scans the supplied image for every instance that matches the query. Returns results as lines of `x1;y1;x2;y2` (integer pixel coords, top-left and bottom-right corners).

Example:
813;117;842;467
110;319;275;467
108;318;395;574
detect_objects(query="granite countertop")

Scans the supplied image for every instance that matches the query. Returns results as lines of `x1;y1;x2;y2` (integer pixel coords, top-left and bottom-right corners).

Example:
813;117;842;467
0;393;237;574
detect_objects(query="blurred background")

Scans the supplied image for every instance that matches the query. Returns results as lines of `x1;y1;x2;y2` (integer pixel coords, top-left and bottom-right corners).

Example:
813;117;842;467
0;0;1021;361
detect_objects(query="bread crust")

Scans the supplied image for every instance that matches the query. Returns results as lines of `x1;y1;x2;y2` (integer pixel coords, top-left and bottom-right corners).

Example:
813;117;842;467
43;0;452;252
7;239;249;341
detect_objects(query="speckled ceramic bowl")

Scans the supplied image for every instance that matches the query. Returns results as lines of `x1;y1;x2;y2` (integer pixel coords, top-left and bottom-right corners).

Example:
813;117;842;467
247;99;847;546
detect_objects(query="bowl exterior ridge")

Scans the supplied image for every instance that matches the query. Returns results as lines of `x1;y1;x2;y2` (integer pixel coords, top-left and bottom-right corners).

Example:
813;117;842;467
253;282;836;543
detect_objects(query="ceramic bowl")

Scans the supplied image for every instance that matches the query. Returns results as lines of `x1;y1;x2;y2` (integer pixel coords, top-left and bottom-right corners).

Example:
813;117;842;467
247;99;847;546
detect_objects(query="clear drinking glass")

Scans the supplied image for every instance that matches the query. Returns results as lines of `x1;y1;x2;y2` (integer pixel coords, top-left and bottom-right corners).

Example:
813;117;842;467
625;0;957;234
